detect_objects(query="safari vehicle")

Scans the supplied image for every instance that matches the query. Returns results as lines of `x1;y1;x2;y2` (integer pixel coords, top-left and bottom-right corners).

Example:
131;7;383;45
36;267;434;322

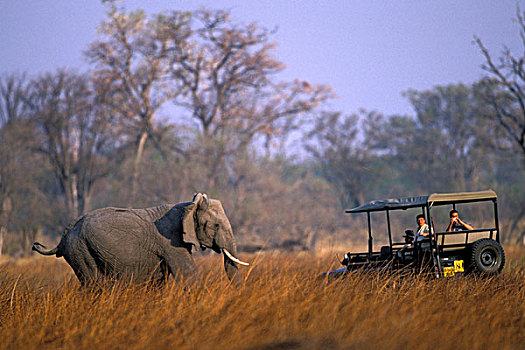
326;190;505;278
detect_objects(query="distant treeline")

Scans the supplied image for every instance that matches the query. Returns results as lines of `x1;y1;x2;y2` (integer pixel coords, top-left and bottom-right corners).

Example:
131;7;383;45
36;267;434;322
1;4;524;256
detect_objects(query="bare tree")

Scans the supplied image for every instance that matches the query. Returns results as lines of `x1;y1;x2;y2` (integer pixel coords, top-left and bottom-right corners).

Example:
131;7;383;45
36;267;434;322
475;7;525;161
305;111;381;208
0;73;30;256
0;74;50;255
170;10;332;186
26;70;116;218
86;3;190;205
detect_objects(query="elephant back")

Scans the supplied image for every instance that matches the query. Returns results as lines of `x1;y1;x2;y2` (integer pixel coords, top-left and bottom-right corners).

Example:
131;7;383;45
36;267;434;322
81;207;164;241
86;205;174;222
132;204;174;222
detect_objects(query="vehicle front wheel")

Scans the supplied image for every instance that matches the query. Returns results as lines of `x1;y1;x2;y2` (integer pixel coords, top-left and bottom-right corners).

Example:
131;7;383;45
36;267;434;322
468;238;505;275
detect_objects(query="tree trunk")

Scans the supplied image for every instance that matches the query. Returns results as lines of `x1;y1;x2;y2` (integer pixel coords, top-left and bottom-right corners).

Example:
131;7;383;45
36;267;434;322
61;173;78;219
22;226;40;257
129;130;148;207
82;190;92;216
71;173;79;217
0;196;12;257
0;226;4;257
507;206;525;244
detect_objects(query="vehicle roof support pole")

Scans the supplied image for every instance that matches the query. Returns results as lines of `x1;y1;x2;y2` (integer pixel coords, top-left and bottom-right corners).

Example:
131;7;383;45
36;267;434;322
427;205;442;277
367;211;373;259
494;199;500;243
386;209;393;249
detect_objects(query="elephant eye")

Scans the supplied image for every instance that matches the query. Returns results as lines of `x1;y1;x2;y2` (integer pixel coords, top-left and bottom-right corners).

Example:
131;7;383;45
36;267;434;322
215;223;220;231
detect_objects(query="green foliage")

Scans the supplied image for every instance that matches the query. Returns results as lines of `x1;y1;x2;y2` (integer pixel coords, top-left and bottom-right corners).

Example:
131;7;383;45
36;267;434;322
307;84;524;243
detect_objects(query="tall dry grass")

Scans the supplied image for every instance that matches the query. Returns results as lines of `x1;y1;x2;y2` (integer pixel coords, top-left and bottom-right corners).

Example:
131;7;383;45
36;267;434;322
1;248;524;350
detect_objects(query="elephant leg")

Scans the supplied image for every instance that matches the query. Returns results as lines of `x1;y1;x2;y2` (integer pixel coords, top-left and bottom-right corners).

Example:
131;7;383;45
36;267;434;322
165;247;199;282
64;253;98;287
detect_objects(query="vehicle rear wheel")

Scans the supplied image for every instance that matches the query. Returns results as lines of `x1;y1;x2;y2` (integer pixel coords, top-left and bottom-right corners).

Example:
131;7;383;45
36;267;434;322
468;238;505;275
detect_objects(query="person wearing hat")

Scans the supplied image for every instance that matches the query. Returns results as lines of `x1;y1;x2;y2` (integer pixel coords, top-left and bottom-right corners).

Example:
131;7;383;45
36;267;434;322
398;229;415;260
403;229;415;245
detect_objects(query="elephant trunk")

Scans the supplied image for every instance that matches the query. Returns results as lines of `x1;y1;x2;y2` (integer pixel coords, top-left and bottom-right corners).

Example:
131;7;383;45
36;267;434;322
214;227;249;283
224;250;240;283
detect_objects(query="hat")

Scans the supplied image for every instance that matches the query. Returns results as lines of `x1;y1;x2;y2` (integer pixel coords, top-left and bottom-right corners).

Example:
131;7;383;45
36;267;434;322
404;229;414;238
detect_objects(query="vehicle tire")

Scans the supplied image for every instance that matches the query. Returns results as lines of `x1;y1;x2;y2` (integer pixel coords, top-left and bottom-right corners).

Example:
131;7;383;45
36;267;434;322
468;238;505;275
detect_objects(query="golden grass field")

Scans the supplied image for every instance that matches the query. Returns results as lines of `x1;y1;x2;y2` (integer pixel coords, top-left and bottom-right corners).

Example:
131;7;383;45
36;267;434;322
1;247;524;350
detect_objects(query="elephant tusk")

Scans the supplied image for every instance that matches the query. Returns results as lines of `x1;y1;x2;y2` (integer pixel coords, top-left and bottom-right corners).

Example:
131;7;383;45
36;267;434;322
223;249;250;266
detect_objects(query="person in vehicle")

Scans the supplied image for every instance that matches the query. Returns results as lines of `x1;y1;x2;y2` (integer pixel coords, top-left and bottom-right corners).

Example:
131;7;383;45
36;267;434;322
414;214;430;241
446;210;473;232
416;214;429;236
404;230;415;245
397;230;415;260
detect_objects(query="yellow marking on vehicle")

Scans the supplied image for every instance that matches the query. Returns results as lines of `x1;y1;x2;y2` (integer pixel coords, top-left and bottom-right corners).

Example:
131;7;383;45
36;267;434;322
454;260;464;272
443;266;455;277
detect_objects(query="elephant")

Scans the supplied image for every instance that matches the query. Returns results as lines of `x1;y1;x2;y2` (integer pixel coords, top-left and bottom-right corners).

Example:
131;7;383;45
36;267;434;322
32;193;249;285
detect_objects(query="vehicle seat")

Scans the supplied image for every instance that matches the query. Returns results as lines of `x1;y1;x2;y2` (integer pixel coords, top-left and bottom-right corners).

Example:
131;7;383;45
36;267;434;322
380;245;392;258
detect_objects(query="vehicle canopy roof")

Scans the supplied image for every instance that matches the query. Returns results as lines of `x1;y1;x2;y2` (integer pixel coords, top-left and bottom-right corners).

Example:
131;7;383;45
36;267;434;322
345;190;497;213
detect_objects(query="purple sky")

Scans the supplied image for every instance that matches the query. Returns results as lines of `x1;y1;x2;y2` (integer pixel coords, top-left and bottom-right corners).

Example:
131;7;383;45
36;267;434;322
1;0;522;117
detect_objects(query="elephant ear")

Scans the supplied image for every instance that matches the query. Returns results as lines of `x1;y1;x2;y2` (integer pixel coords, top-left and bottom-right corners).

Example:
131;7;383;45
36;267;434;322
182;193;204;251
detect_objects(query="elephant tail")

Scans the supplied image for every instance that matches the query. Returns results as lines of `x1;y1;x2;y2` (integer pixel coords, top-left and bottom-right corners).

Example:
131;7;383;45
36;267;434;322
32;242;60;256
32;215;84;257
